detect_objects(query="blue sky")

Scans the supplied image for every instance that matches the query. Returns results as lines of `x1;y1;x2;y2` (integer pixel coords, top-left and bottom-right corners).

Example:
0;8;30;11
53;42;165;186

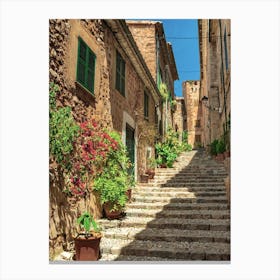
160;19;200;97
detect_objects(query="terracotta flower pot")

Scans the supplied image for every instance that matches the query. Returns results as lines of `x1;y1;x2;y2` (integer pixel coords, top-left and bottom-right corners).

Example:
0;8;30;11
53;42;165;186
74;232;102;261
126;189;132;202
224;151;230;158
140;174;149;183
103;202;123;220
146;169;155;179
216;153;224;161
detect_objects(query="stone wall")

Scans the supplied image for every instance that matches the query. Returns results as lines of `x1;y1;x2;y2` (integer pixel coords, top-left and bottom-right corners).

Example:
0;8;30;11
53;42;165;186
49;19;159;259
183;80;202;148
49;19;105;260
127;20;177;134
173;97;187;142
199;19;231;146
127;22;157;81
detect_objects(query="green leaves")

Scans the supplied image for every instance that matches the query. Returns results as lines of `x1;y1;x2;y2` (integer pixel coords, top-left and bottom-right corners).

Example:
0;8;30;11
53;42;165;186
92;131;133;209
77;212;101;234
159;83;168;101
210;138;226;155
49;83;80;169
155;128;192;167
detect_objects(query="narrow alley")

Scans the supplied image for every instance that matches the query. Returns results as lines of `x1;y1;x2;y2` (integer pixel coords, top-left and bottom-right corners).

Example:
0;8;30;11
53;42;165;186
99;149;230;261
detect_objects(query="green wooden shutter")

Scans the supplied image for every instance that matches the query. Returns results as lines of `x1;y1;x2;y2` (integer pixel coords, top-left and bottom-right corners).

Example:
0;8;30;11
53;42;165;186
116;52;120;92
87;50;95;93
77;39;87;85
121;59;125;95
144;92;149;118
76;37;95;94
116;51;125;96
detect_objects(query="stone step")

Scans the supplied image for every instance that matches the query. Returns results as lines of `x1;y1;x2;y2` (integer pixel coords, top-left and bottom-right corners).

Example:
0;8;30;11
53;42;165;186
133;186;226;192
98;217;230;231
99;253;180;261
161;182;225;187
126;208;230;219
132;190;226;198
133;195;228;204
151;179;226;184
127;202;229;211
155;169;226;173
102;227;230;243
137;182;226;188
100;238;230;260
154;174;227;180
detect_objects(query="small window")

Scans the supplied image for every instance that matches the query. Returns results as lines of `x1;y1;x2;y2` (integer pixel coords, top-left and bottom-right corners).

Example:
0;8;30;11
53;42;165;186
195;135;201;143
155;107;158;126
116;50;126;96
76;37;96;94
144;91;149;119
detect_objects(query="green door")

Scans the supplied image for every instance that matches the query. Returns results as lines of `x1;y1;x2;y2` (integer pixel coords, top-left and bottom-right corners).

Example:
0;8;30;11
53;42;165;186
125;124;135;178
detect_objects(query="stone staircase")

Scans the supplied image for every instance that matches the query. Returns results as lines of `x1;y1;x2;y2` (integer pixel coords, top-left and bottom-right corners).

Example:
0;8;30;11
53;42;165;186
98;150;230;261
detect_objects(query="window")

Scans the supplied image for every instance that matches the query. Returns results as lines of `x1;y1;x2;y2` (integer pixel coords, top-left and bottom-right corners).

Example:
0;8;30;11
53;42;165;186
224;29;229;70
155;107;158;126
76;37;96;94
208;19;211;42
144;91;149;119
195;135;201;143
116;50;126;96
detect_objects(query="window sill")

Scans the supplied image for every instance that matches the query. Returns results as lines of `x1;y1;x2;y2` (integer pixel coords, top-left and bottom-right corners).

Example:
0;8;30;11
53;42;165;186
115;88;126;98
75;81;96;106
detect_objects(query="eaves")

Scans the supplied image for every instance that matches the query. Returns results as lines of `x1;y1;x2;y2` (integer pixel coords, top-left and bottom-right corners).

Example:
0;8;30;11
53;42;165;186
105;19;162;105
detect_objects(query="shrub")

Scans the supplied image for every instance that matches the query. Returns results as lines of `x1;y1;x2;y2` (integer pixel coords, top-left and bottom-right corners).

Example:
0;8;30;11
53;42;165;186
93;130;134;211
210;139;219;156
216;139;226;154
155;128;189;168
49;83;80;170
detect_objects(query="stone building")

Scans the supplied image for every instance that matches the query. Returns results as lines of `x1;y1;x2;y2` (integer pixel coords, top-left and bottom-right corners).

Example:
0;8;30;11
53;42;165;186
173;97;187;142
182;80;203;148
198;19;231;148
126;20;179;137
49;19;164;258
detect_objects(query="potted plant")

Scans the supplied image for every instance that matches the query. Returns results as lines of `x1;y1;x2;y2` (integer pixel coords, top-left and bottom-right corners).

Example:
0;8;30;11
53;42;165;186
145;158;157;179
140;173;149;183
93;130;131;219
215;139;226;161
74;212;102;261
210;139;219;158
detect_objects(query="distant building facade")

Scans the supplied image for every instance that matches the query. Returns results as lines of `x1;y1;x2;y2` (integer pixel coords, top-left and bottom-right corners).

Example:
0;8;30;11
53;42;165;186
173;97;187;142
182;80;203;148
126;20;179;137
198;19;231;148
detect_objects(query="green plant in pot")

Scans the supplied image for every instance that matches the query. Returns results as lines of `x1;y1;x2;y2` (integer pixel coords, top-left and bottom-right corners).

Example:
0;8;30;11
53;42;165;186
146;158;157;179
74;212;102;261
215;139;226;161
93;130;132;219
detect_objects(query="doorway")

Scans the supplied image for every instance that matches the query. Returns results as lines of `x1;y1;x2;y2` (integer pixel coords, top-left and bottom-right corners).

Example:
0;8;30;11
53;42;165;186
125;123;135;178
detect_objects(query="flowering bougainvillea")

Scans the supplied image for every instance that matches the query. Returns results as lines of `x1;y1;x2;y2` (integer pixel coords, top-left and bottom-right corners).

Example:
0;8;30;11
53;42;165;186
49;84;132;198
66;119;122;196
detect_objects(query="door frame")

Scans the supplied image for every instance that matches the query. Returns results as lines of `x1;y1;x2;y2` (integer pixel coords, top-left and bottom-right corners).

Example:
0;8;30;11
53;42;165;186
122;111;137;179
